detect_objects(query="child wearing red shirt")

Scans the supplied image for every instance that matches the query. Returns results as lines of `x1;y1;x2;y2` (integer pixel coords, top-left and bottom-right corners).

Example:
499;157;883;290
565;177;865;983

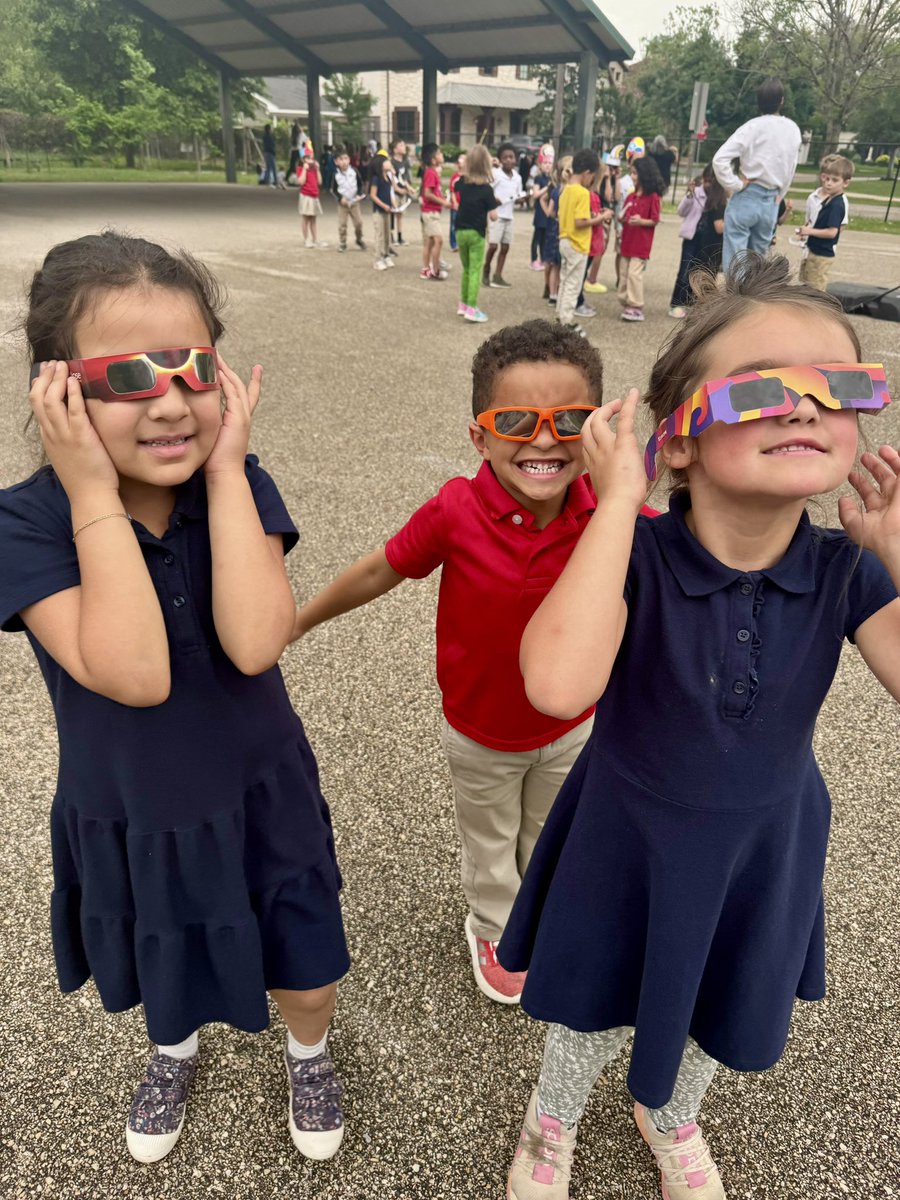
618;156;666;322
298;150;328;249
420;142;450;280
292;322;656;1006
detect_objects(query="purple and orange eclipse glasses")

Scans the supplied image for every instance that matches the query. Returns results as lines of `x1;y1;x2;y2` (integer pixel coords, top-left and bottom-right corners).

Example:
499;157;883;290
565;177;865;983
29;347;218;402
644;362;891;480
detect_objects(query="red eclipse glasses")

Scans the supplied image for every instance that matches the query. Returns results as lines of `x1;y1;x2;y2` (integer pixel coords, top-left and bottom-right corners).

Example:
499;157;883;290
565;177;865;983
29;347;219;402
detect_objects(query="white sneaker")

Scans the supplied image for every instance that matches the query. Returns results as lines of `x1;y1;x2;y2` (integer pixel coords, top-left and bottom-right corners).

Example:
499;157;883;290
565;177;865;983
634;1104;725;1200
374;259;389;270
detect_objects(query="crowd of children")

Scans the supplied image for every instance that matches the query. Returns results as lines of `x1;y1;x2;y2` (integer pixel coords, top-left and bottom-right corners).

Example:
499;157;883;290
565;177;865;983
281;126;855;336
0;121;883;1200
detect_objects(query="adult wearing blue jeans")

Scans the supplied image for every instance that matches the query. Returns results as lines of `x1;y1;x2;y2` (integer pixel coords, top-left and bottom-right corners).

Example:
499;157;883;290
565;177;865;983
261;124;278;187
713;78;801;272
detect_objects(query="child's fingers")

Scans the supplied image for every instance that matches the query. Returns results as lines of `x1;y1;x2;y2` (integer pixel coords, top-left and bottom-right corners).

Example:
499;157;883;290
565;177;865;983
29;361;69;429
846;469;881;510
247;365;263;414
64;371;88;420
611;388;642;436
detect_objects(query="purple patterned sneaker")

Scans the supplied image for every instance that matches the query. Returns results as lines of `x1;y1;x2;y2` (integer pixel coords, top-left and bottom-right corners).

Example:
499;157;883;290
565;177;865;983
284;1044;345;1160
125;1050;197;1163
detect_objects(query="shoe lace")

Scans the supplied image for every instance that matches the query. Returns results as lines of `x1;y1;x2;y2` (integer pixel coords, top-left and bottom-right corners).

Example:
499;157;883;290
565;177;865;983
519;1118;574;1182
476;936;500;969
650;1124;717;1187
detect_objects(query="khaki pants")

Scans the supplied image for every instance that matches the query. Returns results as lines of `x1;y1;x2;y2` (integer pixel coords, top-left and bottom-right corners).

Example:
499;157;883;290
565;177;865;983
558;239;588;327
799;253;833;292
337;200;363;247
618;256;647;309
441;716;593;942
372;209;391;260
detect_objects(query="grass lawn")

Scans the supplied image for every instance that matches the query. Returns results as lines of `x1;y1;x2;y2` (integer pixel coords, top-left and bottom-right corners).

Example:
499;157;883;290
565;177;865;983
661;201;900;236
0;164;258;184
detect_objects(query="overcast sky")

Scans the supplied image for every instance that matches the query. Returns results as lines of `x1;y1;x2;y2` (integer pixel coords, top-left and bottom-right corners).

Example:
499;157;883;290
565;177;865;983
600;0;736;58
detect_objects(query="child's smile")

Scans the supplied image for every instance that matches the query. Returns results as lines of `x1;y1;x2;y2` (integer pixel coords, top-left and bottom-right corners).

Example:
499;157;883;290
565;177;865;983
73;286;222;509
470;361;597;528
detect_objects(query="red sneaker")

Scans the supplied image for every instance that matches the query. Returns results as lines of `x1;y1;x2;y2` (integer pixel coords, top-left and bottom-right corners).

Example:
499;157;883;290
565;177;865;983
464;914;526;1004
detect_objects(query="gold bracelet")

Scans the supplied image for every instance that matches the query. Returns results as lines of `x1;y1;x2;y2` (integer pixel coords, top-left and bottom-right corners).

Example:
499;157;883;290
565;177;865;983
72;512;132;542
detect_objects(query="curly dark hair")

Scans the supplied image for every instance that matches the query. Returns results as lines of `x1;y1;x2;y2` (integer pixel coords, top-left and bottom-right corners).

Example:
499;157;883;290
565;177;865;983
25;229;226;364
470;320;604;416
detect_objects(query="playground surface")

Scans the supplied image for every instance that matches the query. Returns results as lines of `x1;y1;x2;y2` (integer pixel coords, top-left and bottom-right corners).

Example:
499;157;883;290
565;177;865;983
0;183;897;1200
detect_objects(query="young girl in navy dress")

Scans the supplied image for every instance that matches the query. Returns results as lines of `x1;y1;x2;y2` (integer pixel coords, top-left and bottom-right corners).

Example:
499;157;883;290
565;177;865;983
0;232;350;1165
500;254;900;1200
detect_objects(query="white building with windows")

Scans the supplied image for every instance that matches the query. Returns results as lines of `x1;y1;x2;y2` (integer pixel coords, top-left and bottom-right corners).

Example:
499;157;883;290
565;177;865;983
357;65;541;149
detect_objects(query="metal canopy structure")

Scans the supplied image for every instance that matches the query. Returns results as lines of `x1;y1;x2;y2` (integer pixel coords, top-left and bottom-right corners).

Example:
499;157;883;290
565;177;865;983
123;0;635;178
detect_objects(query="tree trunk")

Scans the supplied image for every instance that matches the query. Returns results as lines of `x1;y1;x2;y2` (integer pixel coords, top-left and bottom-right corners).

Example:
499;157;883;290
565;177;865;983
125;143;136;169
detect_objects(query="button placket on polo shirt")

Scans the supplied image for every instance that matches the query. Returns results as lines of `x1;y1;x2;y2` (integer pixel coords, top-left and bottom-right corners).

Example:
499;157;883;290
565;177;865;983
723;575;759;716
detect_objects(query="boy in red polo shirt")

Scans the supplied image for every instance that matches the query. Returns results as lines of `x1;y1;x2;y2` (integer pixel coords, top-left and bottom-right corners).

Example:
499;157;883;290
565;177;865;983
292;322;651;1004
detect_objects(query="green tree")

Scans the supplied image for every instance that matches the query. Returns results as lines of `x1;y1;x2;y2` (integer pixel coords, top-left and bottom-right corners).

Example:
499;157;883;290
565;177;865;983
322;73;374;143
737;0;900;149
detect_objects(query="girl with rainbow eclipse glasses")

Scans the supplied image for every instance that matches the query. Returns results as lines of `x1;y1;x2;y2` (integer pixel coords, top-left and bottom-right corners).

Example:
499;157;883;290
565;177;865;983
0;232;350;1164
500;255;899;1200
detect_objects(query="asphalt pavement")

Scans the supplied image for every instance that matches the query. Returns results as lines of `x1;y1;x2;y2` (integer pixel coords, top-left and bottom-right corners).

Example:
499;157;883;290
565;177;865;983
0;183;897;1200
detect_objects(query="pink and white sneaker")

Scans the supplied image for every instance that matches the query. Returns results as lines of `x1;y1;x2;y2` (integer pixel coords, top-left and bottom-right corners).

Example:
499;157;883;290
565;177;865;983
507;1088;576;1199
634;1103;725;1200
464;914;526;1003
530;259;545;271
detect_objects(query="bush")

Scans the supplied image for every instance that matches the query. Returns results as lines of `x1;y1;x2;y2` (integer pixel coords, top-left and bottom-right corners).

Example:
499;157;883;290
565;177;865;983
875;153;890;164
440;142;462;162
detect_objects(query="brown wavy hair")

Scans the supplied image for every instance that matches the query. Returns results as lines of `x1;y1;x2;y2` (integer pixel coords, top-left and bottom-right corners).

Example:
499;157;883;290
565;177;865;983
644;253;862;492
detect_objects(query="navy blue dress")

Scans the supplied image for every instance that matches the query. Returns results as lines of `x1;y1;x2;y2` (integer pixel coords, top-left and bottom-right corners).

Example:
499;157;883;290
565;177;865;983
498;493;896;1108
0;457;350;1044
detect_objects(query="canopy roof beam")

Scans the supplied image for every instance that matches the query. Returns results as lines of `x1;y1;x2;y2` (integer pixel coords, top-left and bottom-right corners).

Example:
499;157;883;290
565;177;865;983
356;0;450;73
539;0;615;66
218;0;331;76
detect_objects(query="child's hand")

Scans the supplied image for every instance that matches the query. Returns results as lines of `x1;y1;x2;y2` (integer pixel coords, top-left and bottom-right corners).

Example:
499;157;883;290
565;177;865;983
29;361;120;502
581;388;647;511
840;446;900;561
204;356;262;478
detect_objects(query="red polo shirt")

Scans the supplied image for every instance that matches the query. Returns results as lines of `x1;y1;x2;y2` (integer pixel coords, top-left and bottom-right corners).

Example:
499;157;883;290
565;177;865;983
385;461;598;752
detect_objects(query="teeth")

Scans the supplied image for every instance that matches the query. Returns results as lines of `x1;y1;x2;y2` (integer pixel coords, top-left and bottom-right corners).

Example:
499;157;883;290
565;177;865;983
766;445;821;454
520;462;562;474
144;438;187;446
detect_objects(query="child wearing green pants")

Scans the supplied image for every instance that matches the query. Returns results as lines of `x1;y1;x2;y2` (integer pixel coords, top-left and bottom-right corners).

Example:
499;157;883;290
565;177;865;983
453;144;501;324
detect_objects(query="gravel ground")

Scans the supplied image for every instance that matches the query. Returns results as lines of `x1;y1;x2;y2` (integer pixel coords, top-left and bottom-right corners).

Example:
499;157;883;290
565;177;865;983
0;183;898;1200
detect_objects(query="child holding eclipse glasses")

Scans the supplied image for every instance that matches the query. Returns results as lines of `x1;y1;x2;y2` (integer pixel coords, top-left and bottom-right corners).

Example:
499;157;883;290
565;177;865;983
500;254;900;1200
293;320;656;1007
0;232;350;1164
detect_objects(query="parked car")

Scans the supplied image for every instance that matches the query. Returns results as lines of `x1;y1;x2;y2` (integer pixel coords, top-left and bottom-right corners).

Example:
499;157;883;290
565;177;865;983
506;134;544;156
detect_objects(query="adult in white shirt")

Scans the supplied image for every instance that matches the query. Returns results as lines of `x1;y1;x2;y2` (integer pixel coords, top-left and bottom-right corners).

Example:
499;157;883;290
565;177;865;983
713;78;801;272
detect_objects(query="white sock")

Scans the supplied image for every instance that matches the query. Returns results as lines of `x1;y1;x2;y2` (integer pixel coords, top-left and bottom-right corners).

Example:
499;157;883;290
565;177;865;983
287;1029;327;1060
156;1031;199;1059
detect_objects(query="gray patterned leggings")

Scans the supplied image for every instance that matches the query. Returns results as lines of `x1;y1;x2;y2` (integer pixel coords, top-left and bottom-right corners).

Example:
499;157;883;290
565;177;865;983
538;1024;718;1132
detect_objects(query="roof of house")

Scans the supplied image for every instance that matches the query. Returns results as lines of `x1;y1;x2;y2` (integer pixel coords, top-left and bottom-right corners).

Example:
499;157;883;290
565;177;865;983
257;76;343;118
436;82;541;111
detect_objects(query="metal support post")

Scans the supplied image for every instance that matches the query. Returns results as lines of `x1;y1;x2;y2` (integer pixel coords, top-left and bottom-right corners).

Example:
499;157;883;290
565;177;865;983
422;65;437;146
573;51;598;149
218;70;237;183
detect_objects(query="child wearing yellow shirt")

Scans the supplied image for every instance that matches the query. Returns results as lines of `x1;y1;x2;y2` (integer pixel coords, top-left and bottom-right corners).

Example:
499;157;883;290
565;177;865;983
557;149;605;333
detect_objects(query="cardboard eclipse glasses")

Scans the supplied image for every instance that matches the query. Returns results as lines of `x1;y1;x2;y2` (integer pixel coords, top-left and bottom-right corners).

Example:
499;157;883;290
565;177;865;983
29;347;219;402
644;363;891;481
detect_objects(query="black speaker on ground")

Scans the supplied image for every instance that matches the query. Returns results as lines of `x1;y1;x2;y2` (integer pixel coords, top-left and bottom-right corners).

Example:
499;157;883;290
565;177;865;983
827;282;900;322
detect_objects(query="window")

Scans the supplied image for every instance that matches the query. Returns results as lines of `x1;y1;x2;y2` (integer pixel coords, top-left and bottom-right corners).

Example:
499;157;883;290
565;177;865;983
510;112;525;135
516;66;531;81
393;108;419;142
479;67;498;77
